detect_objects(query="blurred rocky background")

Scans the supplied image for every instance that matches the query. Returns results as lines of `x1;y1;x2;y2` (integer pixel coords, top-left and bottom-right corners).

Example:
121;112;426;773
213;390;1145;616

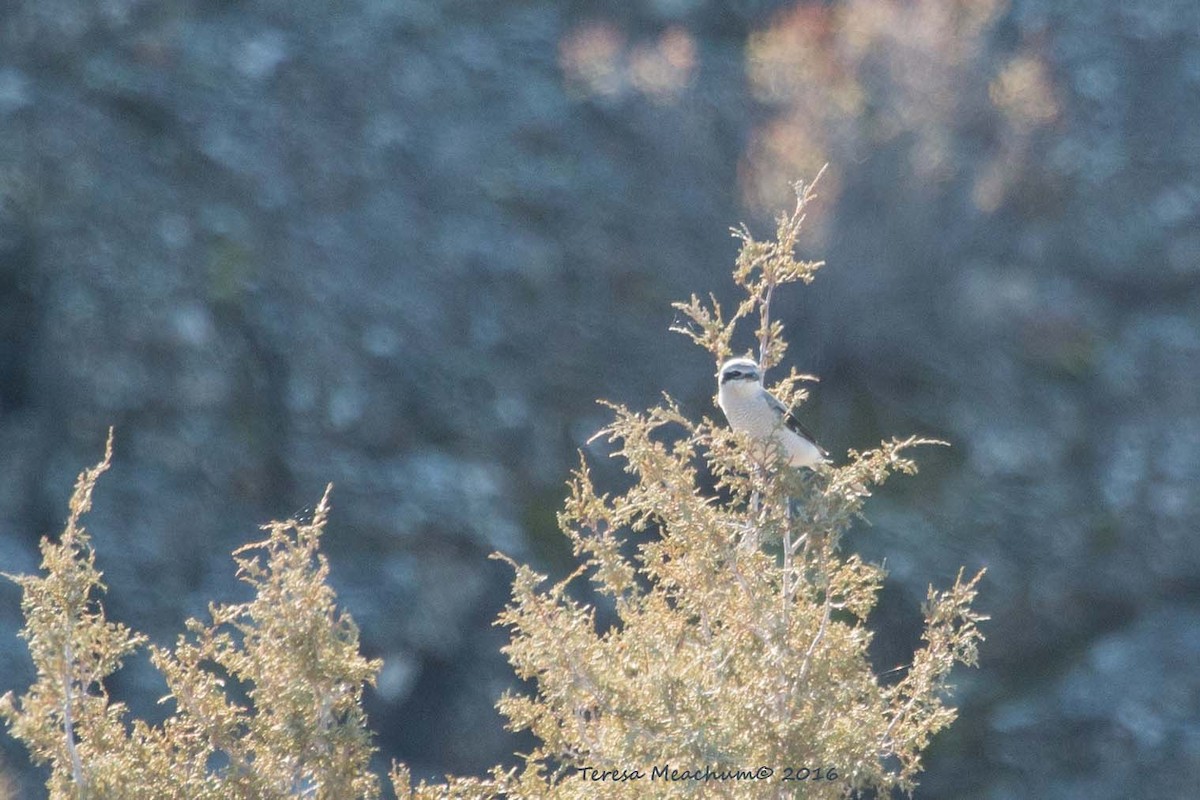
1;0;1198;797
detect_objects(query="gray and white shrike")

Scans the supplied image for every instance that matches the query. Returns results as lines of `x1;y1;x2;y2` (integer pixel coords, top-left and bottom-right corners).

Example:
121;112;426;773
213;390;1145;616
717;357;827;469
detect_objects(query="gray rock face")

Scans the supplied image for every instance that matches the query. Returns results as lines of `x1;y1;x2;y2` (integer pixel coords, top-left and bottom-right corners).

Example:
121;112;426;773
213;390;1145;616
1;0;1197;796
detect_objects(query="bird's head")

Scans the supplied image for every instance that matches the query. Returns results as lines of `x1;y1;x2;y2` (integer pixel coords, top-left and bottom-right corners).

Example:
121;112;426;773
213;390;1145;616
718;357;762;394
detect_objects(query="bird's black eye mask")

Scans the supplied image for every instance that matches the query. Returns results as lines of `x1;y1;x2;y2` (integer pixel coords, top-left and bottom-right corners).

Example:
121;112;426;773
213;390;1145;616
720;369;756;384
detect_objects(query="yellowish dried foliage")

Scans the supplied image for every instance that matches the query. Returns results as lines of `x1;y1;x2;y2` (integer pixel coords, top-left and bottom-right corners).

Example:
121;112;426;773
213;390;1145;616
3;177;983;800
2;433;382;800
480;174;985;799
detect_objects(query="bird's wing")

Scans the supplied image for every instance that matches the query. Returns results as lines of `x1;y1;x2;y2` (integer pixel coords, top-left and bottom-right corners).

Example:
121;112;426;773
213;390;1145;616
765;391;829;456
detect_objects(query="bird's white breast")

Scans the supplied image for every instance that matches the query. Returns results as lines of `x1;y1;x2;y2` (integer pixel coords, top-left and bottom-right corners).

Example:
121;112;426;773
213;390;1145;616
719;382;824;468
719;386;776;439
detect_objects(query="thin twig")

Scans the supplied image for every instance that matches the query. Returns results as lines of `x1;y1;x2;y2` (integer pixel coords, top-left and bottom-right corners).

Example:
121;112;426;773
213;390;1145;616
881;692;921;751
780;525;792;632
797;539;834;683
61;641;86;795
798;589;831;684
758;280;775;375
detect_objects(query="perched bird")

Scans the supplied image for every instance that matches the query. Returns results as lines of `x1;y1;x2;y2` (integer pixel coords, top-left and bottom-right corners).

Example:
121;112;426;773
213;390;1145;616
717;356;827;469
